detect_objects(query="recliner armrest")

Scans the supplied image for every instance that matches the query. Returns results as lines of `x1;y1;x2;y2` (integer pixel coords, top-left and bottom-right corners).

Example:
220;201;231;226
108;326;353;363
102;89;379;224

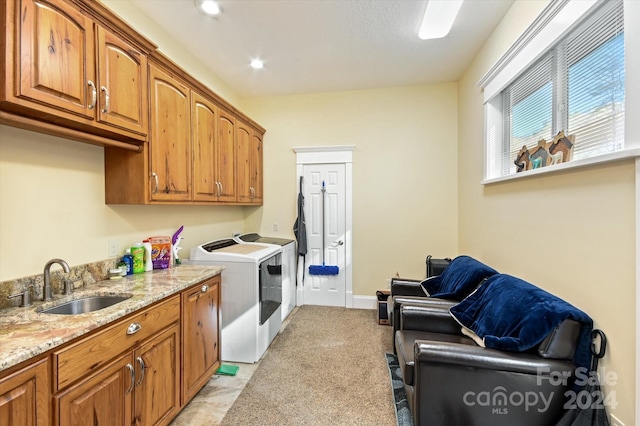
414;340;574;375
399;303;461;335
390;277;425;297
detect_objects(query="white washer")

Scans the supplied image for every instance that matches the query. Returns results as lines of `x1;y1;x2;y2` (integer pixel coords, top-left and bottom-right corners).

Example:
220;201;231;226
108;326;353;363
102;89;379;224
234;233;297;321
190;238;282;363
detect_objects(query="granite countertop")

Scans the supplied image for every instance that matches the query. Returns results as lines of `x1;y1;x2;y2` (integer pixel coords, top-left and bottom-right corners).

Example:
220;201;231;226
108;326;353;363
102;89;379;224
0;264;223;372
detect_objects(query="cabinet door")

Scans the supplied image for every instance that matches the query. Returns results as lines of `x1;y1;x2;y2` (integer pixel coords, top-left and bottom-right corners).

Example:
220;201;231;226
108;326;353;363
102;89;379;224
134;324;180;426
192;92;219;202
235;120;252;203
57;353;133;426
96;25;148;136
250;131;264;204
216;110;237;202
181;276;220;404
149;65;191;201
18;0;95;118
0;358;49;426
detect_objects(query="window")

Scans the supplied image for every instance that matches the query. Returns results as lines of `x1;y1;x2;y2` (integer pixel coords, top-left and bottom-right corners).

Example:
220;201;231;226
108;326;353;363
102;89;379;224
484;0;625;180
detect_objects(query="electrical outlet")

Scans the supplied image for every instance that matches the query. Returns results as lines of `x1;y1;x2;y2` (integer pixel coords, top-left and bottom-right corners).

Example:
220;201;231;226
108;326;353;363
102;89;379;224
610;414;624;426
273;223;279;232
108;239;119;257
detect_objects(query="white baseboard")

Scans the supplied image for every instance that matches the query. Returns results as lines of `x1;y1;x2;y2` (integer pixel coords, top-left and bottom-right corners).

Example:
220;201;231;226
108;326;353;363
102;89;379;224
351;295;377;310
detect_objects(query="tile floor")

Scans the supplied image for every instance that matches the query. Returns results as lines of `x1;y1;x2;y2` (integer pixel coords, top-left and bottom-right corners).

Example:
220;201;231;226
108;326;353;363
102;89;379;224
170;309;296;425
169;361;259;426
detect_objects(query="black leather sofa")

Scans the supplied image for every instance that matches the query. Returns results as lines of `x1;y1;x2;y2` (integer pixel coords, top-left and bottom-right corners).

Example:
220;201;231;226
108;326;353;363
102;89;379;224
394;278;590;426
389;255;495;354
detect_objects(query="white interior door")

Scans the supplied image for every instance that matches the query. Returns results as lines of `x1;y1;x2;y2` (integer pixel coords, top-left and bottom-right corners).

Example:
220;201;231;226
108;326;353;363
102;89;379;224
303;163;346;306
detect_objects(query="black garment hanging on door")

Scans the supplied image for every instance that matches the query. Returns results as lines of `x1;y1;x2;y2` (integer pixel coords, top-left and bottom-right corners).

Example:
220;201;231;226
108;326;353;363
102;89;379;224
293;176;307;285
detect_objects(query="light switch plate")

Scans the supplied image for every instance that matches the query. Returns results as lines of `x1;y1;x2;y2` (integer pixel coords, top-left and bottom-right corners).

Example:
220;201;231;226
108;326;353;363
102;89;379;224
108;239;119;257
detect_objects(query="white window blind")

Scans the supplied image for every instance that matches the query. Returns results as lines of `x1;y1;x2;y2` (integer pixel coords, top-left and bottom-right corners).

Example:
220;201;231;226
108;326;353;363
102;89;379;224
496;0;624;177
503;55;554;176
564;1;625;160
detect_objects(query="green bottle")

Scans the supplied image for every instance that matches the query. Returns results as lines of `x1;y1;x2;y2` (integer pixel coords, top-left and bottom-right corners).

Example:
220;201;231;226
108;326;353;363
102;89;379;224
131;243;145;274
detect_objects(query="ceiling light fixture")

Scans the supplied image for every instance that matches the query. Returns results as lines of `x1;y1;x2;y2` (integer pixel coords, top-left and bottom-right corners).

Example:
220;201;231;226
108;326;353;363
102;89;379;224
250;59;264;69
418;0;463;40
196;0;221;16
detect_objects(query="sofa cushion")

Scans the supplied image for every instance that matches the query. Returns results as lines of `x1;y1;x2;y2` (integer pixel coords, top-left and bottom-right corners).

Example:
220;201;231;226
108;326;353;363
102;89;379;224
449;273;593;370
421;255;497;300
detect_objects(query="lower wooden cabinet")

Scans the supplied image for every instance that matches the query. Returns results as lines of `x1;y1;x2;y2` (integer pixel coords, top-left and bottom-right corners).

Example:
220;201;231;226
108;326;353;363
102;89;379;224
55;318;180;426
56;353;132;426
181;275;221;404
0;357;49;426
134;324;180;426
0;275;221;426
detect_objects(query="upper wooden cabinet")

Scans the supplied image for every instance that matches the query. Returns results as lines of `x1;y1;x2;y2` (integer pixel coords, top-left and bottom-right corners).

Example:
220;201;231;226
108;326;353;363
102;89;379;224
216;110;238;202
149;64;191;202
192;92;219;202
105;57;264;206
96;25;148;135
237;120;263;204
1;0;152;145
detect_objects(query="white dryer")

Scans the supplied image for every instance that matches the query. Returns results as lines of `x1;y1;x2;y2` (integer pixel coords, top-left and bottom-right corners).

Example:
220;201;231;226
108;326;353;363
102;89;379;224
189;238;282;363
234;233;297;321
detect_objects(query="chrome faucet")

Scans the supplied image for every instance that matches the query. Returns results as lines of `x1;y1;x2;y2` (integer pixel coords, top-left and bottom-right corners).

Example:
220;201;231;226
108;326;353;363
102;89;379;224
43;258;70;301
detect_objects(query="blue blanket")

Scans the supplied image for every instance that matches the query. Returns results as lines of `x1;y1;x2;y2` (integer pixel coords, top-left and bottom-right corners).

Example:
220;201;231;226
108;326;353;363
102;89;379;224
422;255;498;300
450;274;593;371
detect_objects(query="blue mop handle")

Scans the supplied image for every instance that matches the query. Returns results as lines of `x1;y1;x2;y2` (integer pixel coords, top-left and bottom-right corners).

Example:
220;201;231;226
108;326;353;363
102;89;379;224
321;181;326;265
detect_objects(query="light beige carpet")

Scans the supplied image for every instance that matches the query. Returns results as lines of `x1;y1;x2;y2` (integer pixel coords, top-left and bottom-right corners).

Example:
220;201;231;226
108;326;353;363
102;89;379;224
220;305;396;425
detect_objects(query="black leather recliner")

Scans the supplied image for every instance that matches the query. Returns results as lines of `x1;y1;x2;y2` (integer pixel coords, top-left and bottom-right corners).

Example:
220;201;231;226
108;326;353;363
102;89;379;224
395;303;582;426
388;256;454;353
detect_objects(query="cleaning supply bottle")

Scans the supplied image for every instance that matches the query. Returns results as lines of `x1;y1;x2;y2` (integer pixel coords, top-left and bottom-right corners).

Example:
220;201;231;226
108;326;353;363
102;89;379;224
131;243;145;274
122;248;133;275
143;239;153;272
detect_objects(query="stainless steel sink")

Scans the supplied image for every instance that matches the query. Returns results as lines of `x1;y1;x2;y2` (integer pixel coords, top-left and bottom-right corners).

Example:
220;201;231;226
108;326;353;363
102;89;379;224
39;295;132;315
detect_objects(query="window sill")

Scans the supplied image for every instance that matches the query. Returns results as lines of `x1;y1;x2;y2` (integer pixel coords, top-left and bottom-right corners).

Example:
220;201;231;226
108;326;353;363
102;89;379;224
482;148;640;185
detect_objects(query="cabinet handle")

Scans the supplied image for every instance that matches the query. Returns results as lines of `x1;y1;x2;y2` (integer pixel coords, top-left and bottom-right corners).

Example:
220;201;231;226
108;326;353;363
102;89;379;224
126;322;142;335
250;187;255;198
87;81;97;110
201;284;209;293
151;172;158;194
219;182;223;196
215;181;221;197
135;357;145;386
100;86;110;113
125;363;135;394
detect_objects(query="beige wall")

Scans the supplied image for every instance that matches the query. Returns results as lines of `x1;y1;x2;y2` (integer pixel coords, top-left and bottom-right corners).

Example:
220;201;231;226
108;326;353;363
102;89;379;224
458;1;636;423
244;84;459;295
0;125;247;280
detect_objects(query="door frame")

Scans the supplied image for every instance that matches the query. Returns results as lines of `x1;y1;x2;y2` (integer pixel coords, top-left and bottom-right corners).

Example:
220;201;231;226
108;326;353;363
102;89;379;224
294;145;354;308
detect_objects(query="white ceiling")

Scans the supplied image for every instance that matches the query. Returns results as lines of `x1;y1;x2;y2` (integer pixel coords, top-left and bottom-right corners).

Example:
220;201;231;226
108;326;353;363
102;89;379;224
129;0;515;98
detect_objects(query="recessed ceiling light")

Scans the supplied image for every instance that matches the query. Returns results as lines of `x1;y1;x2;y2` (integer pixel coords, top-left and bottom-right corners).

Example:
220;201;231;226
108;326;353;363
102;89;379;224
418;0;463;40
196;0;221;16
250;59;264;69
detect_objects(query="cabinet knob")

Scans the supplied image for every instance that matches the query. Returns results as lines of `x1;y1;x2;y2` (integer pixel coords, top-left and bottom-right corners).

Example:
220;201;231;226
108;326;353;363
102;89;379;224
151;172;159;194
135;357;145;386
201;284;209;293
100;86;110;113
125;363;135;394
126;322;142;335
87;81;97;110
